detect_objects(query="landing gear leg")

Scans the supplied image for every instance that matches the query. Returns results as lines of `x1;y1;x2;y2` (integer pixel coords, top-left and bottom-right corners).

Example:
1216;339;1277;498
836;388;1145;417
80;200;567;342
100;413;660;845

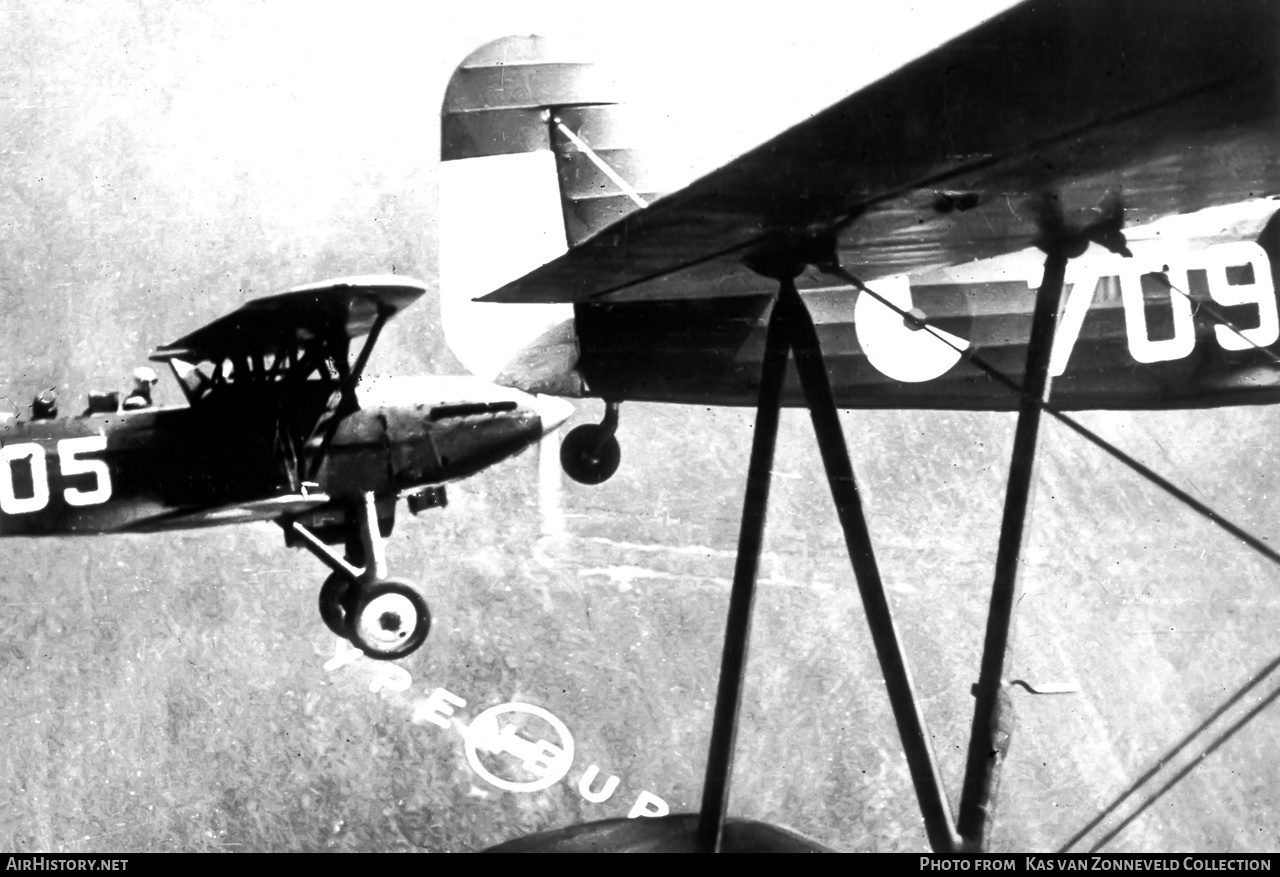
285;492;432;660
560;401;621;484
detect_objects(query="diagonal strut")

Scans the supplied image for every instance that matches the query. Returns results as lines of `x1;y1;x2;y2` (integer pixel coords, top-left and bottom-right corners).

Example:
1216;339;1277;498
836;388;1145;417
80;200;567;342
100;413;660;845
956;249;1069;849
696;273;792;852
697;275;958;853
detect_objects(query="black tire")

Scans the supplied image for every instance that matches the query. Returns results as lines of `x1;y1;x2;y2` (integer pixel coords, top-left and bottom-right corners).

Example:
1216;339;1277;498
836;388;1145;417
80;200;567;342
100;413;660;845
318;572;354;638
560;424;621;485
346;577;431;661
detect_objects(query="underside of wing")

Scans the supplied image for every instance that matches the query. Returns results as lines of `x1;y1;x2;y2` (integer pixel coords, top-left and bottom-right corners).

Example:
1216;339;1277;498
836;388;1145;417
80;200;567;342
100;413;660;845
151;275;427;362
478;0;1280;305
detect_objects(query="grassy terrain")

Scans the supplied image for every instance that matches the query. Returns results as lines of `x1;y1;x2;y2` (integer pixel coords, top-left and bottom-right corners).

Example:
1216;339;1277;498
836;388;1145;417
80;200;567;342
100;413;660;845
4;403;1280;852
1;0;1279;854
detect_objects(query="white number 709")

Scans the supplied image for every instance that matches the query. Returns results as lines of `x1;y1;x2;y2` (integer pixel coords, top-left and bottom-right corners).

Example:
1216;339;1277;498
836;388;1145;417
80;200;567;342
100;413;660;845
0;435;112;515
1051;240;1279;374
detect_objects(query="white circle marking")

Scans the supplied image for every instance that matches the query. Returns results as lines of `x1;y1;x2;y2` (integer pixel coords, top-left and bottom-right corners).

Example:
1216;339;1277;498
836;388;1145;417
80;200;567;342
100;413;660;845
464;702;575;793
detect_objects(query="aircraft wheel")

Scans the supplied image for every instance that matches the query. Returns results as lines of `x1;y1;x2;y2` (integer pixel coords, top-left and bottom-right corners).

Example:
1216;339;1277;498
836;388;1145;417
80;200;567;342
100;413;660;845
560;424;621;485
346;577;431;661
318;572;354;638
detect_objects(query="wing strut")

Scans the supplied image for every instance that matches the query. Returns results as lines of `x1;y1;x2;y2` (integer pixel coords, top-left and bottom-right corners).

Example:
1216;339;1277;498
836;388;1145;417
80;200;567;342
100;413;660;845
697;272;959;853
702;202;1121;852
953;194;1133;849
954;248;1068;850
303;303;393;481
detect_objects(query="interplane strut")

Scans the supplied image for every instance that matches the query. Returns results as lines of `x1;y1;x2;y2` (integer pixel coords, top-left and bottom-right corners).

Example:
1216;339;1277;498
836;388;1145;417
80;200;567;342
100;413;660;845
696;275;791;853
698;272;957;853
956;249;1069;849
701;211;1112;852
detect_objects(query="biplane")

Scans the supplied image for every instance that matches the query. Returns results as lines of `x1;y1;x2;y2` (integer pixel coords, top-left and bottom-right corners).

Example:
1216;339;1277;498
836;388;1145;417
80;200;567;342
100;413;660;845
0;276;571;662
442;0;1280;853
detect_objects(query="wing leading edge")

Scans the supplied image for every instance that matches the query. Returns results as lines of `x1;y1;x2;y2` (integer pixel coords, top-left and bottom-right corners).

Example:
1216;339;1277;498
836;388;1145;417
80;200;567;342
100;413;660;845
478;0;1280;305
151;275;427;363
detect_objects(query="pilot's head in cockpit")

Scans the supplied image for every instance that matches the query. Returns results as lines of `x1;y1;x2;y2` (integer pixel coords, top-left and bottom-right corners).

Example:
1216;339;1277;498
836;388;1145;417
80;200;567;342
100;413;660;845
123;366;158;410
31;389;57;420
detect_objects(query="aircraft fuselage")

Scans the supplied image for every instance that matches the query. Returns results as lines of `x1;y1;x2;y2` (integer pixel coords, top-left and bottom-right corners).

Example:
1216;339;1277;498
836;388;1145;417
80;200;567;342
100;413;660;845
504;200;1280;413
0;377;554;536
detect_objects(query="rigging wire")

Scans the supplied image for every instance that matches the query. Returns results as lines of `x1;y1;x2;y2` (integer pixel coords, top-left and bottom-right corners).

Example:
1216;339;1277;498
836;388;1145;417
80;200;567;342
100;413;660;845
1057;651;1280;852
829;264;1280;849
1156;271;1280;363
825;265;1280;570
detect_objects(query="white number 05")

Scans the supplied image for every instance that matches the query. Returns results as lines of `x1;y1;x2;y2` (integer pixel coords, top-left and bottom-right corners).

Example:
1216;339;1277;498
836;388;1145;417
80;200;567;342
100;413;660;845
0;435;112;515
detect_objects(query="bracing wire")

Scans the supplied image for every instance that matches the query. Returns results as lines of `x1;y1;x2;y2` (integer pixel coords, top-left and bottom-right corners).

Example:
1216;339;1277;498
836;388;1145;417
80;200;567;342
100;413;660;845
824;265;1280;569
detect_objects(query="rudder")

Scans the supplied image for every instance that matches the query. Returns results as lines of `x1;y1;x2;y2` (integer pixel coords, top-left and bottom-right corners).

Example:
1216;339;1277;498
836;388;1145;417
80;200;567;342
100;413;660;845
439;35;669;383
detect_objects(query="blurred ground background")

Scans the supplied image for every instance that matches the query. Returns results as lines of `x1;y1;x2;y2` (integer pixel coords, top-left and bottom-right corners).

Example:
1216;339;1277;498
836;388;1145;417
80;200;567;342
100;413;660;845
1;0;1279;854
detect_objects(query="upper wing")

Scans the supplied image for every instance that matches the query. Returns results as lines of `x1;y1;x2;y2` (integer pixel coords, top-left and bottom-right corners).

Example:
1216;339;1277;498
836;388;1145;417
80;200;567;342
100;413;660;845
479;0;1280;304
151;275;427;362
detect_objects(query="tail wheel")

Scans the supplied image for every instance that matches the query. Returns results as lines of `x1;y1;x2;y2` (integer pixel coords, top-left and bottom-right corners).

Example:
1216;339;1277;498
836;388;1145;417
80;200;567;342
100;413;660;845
346;577;431;660
560;423;621;485
318;572;354;637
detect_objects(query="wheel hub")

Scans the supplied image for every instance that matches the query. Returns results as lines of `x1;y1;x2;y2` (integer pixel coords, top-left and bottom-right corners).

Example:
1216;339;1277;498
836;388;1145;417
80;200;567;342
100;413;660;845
355;592;418;648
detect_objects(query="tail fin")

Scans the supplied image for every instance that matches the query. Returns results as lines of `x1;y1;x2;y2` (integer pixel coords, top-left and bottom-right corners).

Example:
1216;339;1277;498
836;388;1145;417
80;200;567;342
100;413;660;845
439;35;667;384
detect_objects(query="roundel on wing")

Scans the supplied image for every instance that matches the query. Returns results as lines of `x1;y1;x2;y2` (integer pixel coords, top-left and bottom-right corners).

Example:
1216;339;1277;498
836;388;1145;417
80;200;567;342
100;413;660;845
853;274;970;383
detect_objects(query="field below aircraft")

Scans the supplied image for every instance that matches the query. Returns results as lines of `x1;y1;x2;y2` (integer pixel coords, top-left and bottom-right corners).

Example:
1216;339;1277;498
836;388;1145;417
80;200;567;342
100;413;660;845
0;276;571;661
